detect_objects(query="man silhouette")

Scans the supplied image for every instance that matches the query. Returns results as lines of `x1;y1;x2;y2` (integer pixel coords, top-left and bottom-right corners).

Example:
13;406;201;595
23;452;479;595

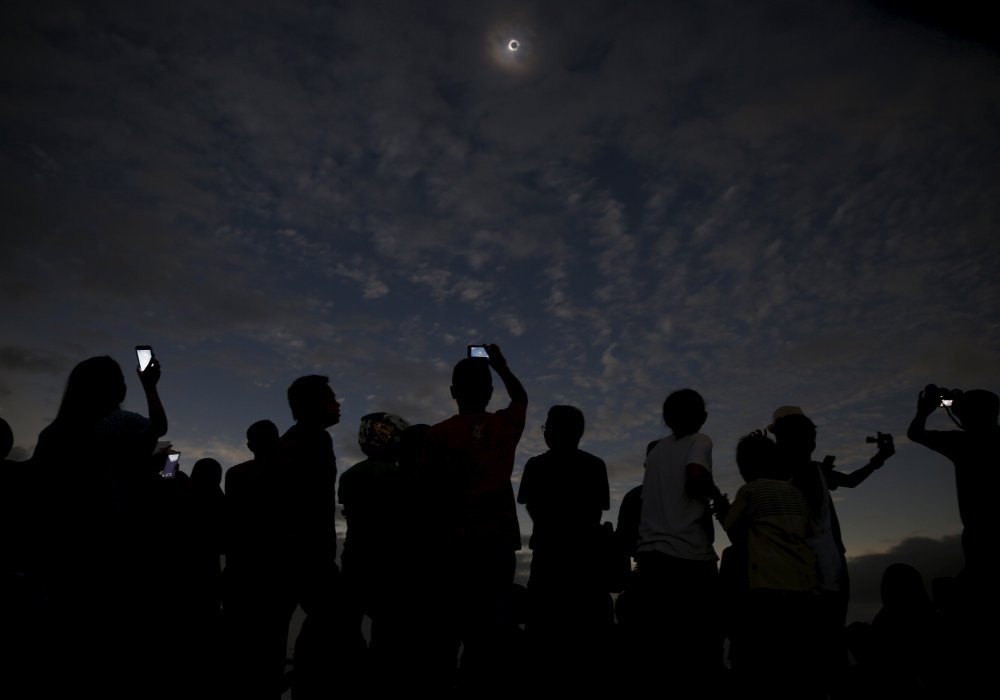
420;344;527;693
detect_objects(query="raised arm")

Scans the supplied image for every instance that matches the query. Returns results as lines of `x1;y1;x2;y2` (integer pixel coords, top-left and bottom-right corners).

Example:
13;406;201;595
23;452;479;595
486;344;527;406
907;384;942;446
138;355;168;438
828;433;894;489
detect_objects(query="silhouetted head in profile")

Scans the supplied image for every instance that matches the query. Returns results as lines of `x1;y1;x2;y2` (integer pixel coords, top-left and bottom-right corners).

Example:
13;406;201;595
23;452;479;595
662;388;706;438
769;408;817;460
191;458;223;489
56;355;127;425
953;389;1000;433
246;419;280;457
450;358;493;413
0;417;12;460
736;430;782;482
287;375;340;428
542;405;585;451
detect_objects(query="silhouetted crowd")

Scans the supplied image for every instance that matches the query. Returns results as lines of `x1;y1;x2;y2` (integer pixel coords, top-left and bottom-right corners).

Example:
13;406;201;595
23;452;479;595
1;346;997;699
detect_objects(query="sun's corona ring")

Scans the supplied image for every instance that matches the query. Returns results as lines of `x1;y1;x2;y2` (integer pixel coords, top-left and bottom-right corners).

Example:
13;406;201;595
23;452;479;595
487;22;536;74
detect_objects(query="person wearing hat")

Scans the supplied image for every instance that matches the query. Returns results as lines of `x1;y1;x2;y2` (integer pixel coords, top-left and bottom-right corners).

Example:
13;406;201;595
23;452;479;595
768;405;894;694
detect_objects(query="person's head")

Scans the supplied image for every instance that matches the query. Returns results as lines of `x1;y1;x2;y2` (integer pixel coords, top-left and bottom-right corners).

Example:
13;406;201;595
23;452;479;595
56;356;127;425
880;563;930;610
542;405;585;451
287;375;340;428
952;389;1000;432
246;419;280;457
397;423;430;470
735;430;781;482
662;389;706;438
769;406;817;460
450;358;493;413
191;458;223;489
0;417;13;460
358;412;410;460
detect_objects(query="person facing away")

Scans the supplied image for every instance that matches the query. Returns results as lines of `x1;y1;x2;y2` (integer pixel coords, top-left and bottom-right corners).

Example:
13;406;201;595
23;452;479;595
516;404;611;689
29;353;167;699
222;419;288;700
906;385;999;690
768;405;894;696
906;385;999;586
418;343;528;693
720;430;821;699
635;388;726;688
338;410;412;676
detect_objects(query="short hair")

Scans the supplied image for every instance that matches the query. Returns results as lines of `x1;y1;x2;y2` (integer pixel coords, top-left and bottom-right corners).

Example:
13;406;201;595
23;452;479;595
545;405;585;447
736;431;780;481
452;358;492;390
954;389;1000;424
662;389;706;435
247;418;279;445
287;375;331;422
191;458;223;488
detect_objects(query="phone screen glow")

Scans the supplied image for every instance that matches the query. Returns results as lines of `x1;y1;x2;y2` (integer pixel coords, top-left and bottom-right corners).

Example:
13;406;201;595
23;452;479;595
137;348;153;371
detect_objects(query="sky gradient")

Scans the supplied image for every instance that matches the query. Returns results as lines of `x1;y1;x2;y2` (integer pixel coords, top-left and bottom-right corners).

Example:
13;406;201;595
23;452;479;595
3;0;998;622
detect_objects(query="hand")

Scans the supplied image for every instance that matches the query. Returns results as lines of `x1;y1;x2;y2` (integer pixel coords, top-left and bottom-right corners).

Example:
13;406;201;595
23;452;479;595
872;432;895;464
138;356;161;388
917;384;941;415
485;344;508;371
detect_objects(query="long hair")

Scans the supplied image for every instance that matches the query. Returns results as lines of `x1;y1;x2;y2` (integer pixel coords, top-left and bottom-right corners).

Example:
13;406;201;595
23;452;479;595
54;356;126;428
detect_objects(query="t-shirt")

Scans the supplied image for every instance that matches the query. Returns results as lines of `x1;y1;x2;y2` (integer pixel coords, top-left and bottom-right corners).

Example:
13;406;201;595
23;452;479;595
517;448;609;552
723;478;818;592
638;432;717;562
422;402;526;550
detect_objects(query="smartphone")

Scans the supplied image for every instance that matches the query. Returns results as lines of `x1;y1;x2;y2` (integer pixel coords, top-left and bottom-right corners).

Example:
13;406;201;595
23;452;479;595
467;344;489;359
161;451;180;478
136;345;154;372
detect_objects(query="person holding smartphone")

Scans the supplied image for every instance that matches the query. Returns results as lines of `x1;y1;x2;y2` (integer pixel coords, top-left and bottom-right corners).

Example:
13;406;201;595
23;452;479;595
30;349;169;697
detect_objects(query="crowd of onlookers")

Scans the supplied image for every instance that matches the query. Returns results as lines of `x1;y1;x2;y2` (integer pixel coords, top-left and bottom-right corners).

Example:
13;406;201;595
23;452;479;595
1;345;997;699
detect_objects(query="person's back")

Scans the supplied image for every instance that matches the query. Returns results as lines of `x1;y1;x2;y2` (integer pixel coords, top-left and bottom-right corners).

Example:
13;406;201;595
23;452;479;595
907;386;1000;580
419;344;527;693
518;406;609;556
722;431;821;699
635;389;723;688
517;405;611;691
222;419;288;700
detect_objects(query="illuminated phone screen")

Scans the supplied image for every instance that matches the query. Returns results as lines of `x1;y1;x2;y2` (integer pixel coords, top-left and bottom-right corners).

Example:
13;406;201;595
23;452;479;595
136;346;153;372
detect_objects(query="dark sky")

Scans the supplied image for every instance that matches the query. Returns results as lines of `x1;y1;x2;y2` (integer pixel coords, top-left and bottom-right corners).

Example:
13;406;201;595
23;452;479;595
2;0;998;620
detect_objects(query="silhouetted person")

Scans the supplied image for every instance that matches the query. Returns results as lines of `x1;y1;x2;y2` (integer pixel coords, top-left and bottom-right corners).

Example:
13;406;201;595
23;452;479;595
611;439;659;633
223;419;288;700
30;353;167;699
907;385;999;692
517;404;611;691
907;386;998;591
636;389;726;692
721;430;821;700
768;405;894;697
276;374;355;699
338;411;412;688
2;416;44;699
419;344;527;694
847;562;955;699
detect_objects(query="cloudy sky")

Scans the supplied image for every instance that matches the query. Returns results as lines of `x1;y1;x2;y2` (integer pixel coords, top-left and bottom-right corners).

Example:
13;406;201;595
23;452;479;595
3;0;998;621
